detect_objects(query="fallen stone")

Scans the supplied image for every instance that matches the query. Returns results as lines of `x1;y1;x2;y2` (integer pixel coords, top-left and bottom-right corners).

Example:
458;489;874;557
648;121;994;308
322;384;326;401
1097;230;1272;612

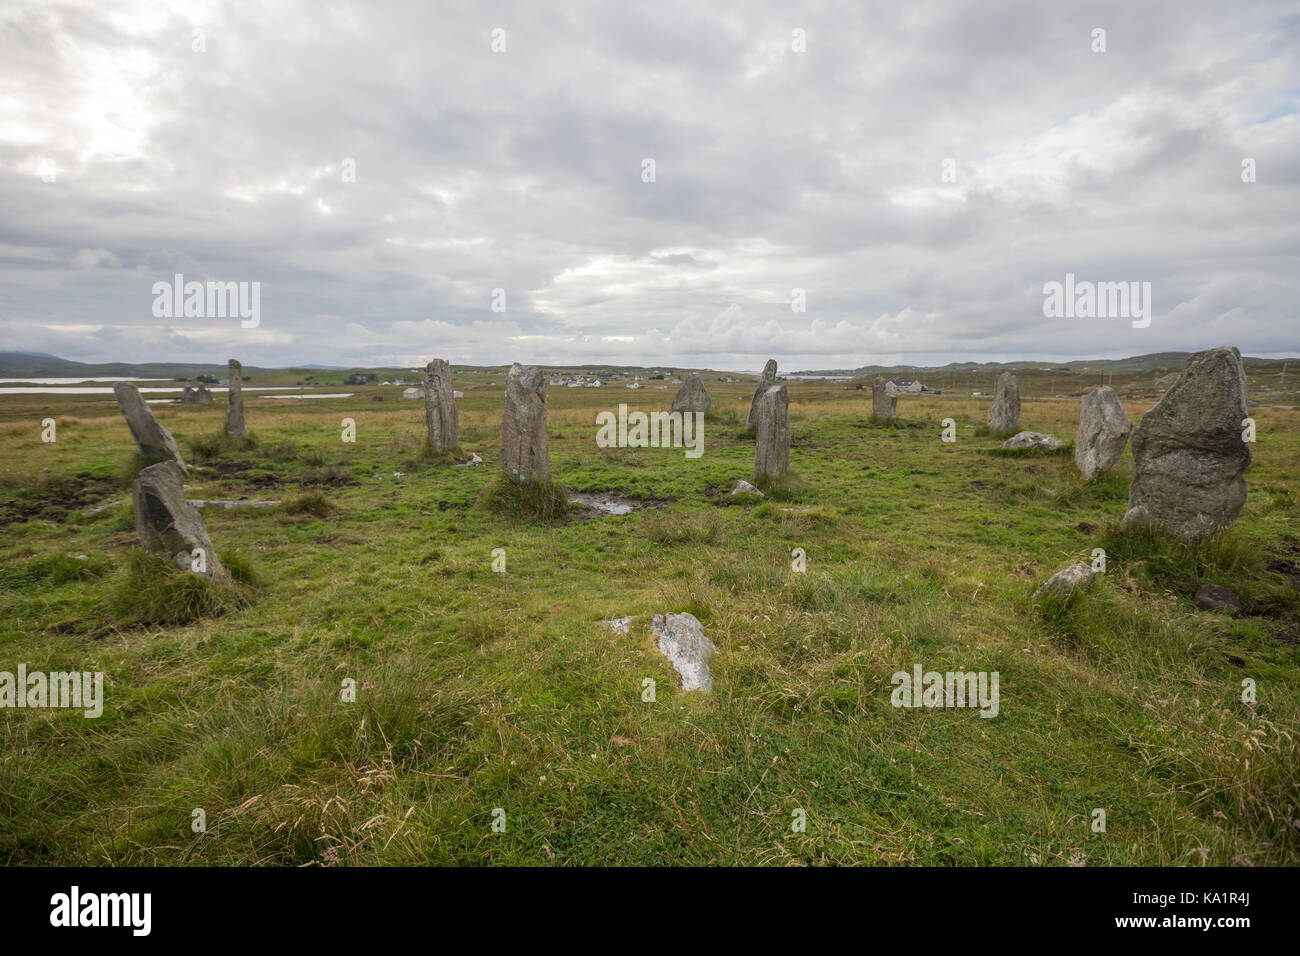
987;372;1020;432
132;461;228;584
1033;562;1095;601
651;612;716;691
600;616;635;634
730;479;764;497
746;359;778;428
1075;385;1132;479
1194;583;1242;613
1123;346;1251;539
671;372;712;415
188;499;278;509
113;382;186;466
501;363;550;483
1002;430;1063;450
754;384;791;481
454;452;484;467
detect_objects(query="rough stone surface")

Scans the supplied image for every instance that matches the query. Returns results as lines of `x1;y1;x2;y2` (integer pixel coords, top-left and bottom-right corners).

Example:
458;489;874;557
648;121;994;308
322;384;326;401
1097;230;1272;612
601;616;634;634
225;359;248;438
1123;346;1251;539
1075;386;1132;479
754;384;791;481
113;382;186;466
671;373;712;415
402;387;424;400
987;372;1020;432
1194;583;1242;613
501;363;550;482
179;385;214;404
1002;430;1063;450
132;461;228;584
746;359;778;428
423;358;460;454
730;479;764;497
651;612;716;691
872;378;897;421
1033;562;1095;601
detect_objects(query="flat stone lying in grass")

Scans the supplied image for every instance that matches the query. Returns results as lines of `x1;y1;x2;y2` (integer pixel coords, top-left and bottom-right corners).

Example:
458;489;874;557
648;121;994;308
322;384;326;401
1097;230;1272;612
1002;430;1063;450
1194;583;1242;613
454;453;483;467
132;460;228;584
600;616;634;634
84;499;126;516
1033;562;1095;601
652;612;715;691
731;479;764;497
189;499;279;509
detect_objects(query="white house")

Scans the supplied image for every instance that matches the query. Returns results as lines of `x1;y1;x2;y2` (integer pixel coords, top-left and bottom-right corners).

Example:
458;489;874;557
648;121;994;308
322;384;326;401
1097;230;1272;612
885;378;924;395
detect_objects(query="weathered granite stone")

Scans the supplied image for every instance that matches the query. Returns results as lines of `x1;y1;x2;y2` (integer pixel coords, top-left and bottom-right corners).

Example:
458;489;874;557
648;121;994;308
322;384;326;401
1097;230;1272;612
1002;430;1062;450
1033;562;1095;601
872;378;897;421
1075;386;1132;478
651;612;715;691
179;385;214;404
1194;583;1242;613
423;358;459;454
225;359;248;438
501;363;550;482
987;372;1020;432
671;373;712;415
402;387;424;400
730;479;764;497
754;384;791;480
113;382;186;466
746;359;778;428
1123;346;1251;539
132;460;228;583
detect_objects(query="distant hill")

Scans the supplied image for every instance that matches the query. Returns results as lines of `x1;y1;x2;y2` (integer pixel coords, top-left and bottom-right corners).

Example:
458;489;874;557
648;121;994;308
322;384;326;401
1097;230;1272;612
792;352;1296;379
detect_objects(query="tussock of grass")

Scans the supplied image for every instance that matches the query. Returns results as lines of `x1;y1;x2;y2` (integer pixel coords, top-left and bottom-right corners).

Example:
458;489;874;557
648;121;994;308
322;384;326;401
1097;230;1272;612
643;511;721;544
2;552;112;588
418;438;471;465
705;407;741;428
986;442;1073;458
276;491;337;518
301;463;354;486
752;471;806;501
109;551;257;627
480;474;568;520
119;452;169;488
187;431;259;461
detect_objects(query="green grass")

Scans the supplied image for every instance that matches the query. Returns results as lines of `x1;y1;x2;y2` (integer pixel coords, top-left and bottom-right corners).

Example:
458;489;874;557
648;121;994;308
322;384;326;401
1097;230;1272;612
0;378;1297;865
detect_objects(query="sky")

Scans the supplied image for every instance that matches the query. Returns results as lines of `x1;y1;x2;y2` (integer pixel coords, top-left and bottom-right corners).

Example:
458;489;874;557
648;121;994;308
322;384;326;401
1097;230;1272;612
1;0;1298;371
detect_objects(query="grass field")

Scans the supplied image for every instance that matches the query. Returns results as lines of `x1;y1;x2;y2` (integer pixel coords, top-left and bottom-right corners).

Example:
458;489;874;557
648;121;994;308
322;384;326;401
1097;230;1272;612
2;370;1298;865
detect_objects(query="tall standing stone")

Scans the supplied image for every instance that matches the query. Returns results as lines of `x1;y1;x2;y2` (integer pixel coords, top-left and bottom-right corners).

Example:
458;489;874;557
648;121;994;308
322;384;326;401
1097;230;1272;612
671;373;712;415
872;378;897;421
987;371;1020;433
1123;346;1251;539
225;359;248;439
501;363;550;482
746;359;778;428
754;385;791;481
113;382;186;466
423;358;459;454
1075;385;1132;479
132;460;228;584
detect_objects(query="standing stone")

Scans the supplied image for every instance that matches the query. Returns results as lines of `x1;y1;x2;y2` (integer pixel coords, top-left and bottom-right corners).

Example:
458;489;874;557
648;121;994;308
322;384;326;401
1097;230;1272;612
132;460;228;584
501;363;550;482
754;384;791;481
671;373;712;415
179;385;214;404
746;359;778;428
987;372;1020;432
225;359;248;438
1123;346;1251;539
113;382;186;466
872;378;897;421
1075;386;1132;479
423;358;459;454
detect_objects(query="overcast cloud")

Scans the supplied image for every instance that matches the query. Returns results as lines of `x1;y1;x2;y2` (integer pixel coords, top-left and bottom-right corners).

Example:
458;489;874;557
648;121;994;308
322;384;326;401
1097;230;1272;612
1;0;1297;370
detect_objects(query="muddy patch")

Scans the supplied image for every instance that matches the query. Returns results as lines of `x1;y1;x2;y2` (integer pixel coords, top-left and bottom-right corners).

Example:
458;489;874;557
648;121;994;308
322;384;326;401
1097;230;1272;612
0;472;119;524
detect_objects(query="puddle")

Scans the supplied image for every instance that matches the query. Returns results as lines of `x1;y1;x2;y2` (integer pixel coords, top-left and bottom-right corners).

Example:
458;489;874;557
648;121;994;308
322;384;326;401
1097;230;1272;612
568;492;651;516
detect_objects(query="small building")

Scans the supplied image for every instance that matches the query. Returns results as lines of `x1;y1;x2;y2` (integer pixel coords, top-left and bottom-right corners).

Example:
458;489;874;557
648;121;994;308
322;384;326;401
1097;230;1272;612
885;378;924;395
402;387;424;400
